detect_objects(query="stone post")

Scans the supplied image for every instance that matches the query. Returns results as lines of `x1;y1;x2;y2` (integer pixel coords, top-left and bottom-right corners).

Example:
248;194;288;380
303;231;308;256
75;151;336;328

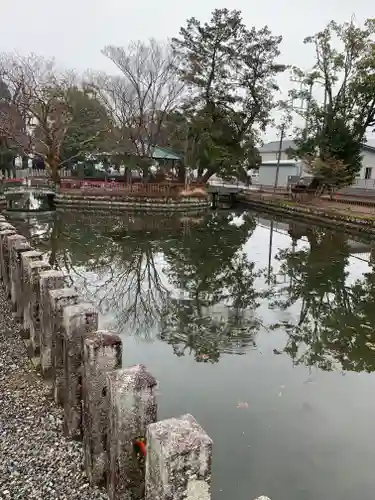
39;270;68;377
21;251;43;338
0;228;16;284
62;302;98;439
25;259;51;354
9;240;32;316
82;331;122;486
6;234;27;298
106;364;158;500
0;221;15;230
145;414;213;500
0;222;15;231
49;288;80;405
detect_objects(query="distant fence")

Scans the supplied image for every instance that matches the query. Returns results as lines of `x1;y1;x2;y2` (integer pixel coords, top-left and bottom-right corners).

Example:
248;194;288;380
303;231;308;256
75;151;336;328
352;179;375;190
0;216;213;498
0;178;56;195
60;179;207;199
10;168;72;179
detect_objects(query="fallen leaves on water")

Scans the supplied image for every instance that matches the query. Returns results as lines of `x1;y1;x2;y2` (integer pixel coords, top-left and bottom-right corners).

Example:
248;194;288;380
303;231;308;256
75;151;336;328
197;353;210;360
365;342;375;351
303;377;315;385
236;401;249;409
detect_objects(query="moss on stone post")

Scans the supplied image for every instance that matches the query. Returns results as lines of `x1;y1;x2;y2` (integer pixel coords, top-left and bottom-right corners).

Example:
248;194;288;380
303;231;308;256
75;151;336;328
20;251;43;337
145;414;212;500
106;364;158;500
62;302;98;439
25;259;51;355
9;238;31;314
0;227;16;285
49;288;80;405
82;331;122;486
39;270;68;377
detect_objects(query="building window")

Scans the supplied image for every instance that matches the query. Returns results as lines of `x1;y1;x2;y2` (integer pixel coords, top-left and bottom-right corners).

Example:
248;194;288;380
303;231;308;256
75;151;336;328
365;167;372;179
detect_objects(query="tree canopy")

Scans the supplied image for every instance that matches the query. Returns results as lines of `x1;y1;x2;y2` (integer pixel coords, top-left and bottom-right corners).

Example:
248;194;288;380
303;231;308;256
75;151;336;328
0;14;374;184
172;8;285;181
60;87;112;166
290;18;375;180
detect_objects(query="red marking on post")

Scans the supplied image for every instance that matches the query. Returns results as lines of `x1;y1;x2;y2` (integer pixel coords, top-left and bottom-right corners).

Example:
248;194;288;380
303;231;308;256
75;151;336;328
134;439;147;457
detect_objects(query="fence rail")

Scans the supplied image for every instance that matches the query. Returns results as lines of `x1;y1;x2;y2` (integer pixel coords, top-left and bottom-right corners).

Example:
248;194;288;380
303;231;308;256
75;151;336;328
1;168;71;179
60;180;207;198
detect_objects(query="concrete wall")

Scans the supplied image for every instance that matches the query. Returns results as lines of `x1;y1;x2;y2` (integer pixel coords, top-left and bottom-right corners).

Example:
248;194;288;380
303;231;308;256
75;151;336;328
258;164;300;187
0;215;213;500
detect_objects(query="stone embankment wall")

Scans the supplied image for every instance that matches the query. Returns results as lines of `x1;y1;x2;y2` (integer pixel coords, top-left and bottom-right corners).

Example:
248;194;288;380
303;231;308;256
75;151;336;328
239;195;375;236
0;215;212;500
55;194;210;213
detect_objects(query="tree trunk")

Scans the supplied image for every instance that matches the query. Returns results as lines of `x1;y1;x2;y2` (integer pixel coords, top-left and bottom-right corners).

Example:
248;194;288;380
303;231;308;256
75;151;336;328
22;155;29;169
46;155;61;186
177;164;186;183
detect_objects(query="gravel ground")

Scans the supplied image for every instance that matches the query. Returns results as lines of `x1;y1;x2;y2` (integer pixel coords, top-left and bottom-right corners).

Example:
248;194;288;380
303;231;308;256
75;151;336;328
0;288;108;500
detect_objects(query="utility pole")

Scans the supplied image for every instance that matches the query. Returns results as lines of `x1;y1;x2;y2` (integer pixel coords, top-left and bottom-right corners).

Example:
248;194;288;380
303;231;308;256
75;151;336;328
274;122;286;191
267;219;274;284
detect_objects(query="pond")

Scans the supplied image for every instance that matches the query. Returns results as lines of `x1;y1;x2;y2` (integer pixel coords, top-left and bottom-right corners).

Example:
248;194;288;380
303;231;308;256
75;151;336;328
9;209;375;500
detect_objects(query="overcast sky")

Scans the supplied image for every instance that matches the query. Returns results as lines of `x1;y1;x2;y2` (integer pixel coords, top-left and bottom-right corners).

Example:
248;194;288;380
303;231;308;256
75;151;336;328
2;0;374;143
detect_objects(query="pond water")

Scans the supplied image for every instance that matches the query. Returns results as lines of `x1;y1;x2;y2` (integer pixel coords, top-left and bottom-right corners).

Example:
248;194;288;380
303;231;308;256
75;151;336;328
9;209;375;500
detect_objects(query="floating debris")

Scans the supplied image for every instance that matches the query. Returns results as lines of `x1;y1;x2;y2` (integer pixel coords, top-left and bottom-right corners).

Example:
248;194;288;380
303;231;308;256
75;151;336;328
365;342;375;351
236;401;249;409
197;353;210;360
303;377;315;385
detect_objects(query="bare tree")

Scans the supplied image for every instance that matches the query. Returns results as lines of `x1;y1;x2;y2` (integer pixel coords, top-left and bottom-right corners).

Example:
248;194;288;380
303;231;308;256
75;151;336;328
0;53;110;184
90;39;184;177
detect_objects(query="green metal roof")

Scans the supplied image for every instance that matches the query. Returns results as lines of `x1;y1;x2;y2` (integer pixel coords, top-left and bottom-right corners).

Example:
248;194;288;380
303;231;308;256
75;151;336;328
151;146;182;161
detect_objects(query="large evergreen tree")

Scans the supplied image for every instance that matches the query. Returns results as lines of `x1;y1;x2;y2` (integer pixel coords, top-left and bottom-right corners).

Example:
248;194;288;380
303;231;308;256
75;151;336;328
172;8;285;181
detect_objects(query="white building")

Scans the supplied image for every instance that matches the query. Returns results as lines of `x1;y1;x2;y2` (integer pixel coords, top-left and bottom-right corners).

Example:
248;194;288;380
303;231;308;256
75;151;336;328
258;139;375;188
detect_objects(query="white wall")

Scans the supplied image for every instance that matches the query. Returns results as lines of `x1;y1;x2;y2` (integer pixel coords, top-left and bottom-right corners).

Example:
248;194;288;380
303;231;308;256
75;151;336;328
258;165;300;187
356;150;375;179
260;151;290;163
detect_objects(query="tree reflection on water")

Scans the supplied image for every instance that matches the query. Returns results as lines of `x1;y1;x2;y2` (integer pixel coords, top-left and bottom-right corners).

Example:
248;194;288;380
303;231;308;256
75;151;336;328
38;210;263;362
18;211;375;371
160;212;263;362
269;221;375;372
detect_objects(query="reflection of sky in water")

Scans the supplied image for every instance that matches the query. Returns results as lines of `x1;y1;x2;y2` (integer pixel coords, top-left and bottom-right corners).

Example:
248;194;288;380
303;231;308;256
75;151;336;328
10;210;375;500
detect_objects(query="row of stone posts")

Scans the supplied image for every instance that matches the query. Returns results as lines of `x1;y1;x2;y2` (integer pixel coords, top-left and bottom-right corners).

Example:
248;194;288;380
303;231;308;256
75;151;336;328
0;215;212;500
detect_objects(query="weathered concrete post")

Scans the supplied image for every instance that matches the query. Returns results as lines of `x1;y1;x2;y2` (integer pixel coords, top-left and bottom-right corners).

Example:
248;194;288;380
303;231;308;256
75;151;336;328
21;251;44;338
106;364;158;500
49;288;80;405
0;227;16;285
82;331;122;486
7;234;28;299
62;302;98;439
9;239;31;315
39;270;68;377
25;259;51;355
145;414;213;500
